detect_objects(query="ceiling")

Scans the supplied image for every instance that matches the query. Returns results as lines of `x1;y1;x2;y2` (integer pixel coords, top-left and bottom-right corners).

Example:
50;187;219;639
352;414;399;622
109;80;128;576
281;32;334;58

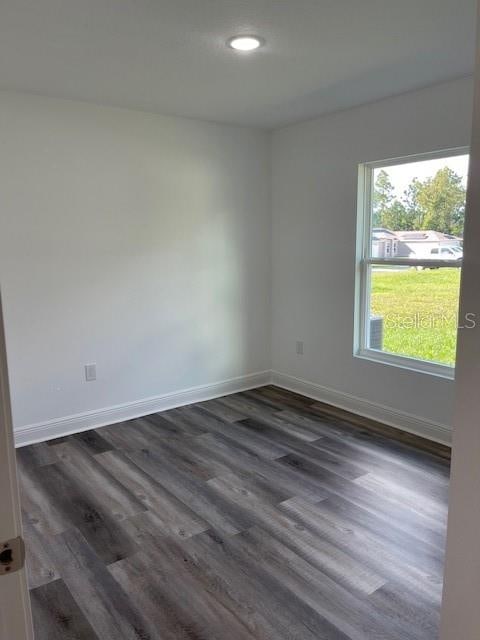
0;0;476;128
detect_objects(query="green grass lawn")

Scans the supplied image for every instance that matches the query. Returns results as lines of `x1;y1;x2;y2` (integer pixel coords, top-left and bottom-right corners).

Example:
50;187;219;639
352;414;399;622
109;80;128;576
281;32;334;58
370;267;461;366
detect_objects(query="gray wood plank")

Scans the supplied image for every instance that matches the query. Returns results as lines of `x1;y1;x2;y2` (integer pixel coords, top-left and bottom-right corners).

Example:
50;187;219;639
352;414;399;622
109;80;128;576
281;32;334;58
279;497;442;604
127;447;253;535
51;440;147;520
196;397;248;422
16;441;59;467
176;405;288;459
73;430;114;454
208;472;386;596
184;529;351;640
312;496;445;580
23;510;60;590
195;431;328;502
30;579;99;640
110;535;259;640
276;452;447;551
48;528;153;640
18;384;448;640
233;527;419;640
17;458;72;537
95;450;208;539
239;418;367;480
26;461;140;565
217;395;322;442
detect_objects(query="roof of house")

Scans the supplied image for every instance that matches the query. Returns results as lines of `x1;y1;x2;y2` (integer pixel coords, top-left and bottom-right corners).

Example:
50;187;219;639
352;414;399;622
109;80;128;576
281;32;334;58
394;230;462;242
373;228;462;242
372;228;398;239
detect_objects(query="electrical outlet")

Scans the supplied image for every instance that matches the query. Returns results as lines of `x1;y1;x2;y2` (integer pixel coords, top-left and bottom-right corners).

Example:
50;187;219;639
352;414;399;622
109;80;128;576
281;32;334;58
85;363;97;382
296;341;304;355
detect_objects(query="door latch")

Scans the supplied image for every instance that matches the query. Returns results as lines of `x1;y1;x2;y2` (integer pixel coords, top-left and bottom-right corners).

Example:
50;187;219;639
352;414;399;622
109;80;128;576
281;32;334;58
0;536;25;576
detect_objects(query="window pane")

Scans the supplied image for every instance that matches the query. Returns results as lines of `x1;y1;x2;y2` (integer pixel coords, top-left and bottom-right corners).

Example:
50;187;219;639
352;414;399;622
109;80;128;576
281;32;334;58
371;154;469;262
368;266;461;366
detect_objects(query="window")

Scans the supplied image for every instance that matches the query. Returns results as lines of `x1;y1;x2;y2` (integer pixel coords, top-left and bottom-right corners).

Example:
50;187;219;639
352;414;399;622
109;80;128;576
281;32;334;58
355;148;469;378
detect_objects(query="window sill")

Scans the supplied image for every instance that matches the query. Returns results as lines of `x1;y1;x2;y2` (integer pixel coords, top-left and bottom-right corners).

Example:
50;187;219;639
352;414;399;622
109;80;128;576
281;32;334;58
355;348;455;380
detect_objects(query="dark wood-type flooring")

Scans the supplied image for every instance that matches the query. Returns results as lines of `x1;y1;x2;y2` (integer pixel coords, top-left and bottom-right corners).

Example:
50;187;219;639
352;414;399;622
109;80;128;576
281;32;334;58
17;385;450;640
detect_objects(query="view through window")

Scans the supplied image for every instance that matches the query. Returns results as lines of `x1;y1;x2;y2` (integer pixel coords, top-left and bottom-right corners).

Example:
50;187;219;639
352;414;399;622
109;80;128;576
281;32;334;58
358;150;469;374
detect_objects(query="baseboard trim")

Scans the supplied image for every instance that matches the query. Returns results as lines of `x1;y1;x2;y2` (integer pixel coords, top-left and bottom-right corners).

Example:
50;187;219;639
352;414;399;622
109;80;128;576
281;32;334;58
14;370;271;447
271;370;452;446
15;368;452;448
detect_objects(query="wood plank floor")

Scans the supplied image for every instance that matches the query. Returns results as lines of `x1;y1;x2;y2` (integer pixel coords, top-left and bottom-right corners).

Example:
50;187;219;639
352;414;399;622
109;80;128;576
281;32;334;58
17;385;450;640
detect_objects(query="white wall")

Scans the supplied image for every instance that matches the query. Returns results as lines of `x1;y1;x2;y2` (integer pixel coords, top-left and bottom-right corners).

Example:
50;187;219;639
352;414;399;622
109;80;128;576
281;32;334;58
0;92;271;430
1;77;474;440
271;76;474;439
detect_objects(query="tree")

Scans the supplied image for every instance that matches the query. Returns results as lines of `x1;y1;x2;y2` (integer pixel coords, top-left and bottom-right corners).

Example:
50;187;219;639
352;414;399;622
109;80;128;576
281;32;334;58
373;170;416;230
416;168;466;236
403;178;424;229
373;166;466;235
381;199;411;231
373;170;394;227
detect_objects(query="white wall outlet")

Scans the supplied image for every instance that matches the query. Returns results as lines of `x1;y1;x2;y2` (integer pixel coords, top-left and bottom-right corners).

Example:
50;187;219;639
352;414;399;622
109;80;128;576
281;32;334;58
296;340;304;355
85;363;97;382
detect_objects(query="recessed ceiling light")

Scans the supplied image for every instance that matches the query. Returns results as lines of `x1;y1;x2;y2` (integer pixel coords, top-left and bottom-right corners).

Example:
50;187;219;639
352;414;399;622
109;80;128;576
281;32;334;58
227;36;264;52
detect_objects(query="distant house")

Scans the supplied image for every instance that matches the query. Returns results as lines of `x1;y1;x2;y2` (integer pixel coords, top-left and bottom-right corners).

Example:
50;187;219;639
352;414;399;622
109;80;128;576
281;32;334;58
372;228;463;259
371;228;399;258
394;230;462;259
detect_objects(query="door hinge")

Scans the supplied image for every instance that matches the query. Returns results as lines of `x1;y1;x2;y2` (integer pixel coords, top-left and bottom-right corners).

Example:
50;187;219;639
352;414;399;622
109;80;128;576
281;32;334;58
0;536;25;576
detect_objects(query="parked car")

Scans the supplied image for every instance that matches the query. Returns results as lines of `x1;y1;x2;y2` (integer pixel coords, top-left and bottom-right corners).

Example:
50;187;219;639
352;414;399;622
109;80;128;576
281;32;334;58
415;245;463;269
430;246;463;261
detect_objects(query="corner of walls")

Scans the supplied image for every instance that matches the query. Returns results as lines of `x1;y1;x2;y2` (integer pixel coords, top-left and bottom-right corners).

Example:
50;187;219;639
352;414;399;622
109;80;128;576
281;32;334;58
6;80;468;449
270;370;452;446
267;129;275;373
15;370;271;447
268;77;473;447
16;365;453;448
1;91;272;443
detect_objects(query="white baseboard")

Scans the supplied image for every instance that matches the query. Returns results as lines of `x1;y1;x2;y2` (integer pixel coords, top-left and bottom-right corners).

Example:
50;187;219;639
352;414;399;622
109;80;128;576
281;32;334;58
15;368;452;448
14;370;271;447
271;370;452;446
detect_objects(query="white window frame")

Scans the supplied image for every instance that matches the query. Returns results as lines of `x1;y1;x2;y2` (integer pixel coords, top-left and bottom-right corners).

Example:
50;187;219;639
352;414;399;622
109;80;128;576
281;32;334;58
354;147;469;380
